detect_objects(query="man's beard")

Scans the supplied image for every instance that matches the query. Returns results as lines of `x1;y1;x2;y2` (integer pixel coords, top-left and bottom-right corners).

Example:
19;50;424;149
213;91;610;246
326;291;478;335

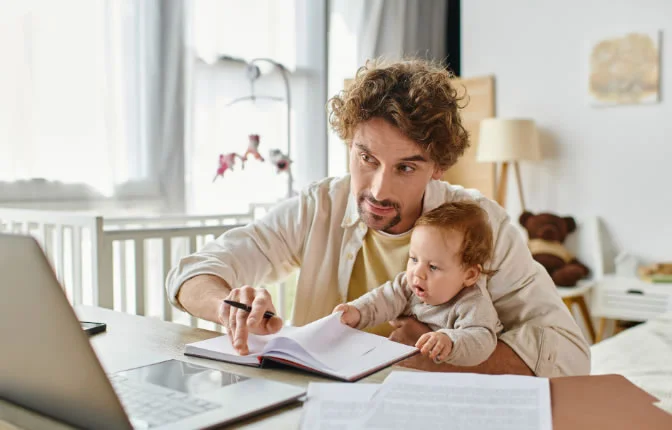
357;191;402;233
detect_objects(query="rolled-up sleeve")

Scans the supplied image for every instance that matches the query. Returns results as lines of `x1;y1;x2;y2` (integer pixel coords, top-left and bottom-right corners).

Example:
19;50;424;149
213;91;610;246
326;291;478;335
441;290;500;367
486;209;591;377
165;192;315;311
349;272;412;329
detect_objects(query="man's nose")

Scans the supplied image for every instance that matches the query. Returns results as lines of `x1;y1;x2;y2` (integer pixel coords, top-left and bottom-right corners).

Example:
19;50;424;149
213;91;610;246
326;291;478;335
370;168;394;202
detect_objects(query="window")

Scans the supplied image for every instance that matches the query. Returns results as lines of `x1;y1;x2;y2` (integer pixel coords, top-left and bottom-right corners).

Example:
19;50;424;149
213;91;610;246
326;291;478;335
0;0;328;213
192;0;297;70
0;1;148;201
186;0;327;215
327;1;362;177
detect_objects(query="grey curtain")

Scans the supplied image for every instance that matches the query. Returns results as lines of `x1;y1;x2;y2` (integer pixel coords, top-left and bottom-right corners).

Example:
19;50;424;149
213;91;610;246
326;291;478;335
143;0;187;213
356;0;447;64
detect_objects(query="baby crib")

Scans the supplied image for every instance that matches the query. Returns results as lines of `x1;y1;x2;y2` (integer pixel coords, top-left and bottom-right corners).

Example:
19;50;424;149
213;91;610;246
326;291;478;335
0;205;290;331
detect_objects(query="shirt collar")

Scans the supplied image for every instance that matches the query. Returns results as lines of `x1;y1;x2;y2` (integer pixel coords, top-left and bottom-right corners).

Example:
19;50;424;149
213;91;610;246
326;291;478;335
341;177;447;229
341;183;360;228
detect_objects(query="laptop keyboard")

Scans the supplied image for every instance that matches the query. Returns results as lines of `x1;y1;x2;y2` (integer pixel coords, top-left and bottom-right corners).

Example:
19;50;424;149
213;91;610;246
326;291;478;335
110;375;221;428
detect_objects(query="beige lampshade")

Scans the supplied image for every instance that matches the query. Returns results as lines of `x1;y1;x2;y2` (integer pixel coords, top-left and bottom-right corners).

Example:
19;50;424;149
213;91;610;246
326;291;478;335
476;118;541;162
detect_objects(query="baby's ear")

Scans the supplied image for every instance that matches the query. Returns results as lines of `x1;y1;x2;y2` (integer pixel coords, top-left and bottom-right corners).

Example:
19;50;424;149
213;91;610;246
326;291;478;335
463;265;481;287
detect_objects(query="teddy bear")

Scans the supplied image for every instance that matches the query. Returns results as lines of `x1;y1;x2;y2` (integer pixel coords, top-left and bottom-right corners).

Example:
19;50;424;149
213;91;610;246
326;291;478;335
519;211;590;287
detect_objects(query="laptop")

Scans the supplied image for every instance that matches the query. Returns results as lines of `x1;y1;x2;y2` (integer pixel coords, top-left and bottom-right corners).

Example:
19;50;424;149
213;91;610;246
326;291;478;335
0;233;306;429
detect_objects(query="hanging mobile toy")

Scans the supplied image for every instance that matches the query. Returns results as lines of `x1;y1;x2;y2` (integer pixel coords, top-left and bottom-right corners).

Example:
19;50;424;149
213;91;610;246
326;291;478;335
269;149;293;173
217;57;294;197
243;134;265;162
212;152;244;182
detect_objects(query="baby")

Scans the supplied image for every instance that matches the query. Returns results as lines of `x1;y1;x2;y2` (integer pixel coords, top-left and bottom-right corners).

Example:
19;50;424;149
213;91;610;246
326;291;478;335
334;201;502;366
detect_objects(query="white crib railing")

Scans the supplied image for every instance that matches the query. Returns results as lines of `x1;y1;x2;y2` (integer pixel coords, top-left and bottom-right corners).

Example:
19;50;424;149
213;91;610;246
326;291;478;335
105;223;246;329
0;206;290;330
0;208;107;307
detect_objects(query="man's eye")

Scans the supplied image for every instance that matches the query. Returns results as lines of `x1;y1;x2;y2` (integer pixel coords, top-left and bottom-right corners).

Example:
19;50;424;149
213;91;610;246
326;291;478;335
360;153;374;163
398;164;415;173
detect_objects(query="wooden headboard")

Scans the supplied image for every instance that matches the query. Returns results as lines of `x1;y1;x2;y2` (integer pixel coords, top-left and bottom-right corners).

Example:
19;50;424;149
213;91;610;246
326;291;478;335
441;76;496;199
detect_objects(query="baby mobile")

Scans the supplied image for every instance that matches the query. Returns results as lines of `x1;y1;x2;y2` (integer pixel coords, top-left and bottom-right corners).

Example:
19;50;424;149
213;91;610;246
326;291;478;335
212;57;294;199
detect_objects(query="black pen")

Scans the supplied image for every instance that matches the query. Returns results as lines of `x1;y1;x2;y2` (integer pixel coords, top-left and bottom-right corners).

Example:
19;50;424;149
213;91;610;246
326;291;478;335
224;300;276;319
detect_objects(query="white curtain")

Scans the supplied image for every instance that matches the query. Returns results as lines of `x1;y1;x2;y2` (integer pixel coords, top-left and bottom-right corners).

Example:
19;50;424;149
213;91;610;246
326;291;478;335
192;0;297;69
0;1;138;198
0;1;127;198
0;0;188;212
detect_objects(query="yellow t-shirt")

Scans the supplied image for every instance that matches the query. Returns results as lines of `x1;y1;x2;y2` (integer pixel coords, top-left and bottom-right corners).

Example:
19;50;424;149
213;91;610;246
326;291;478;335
347;228;412;337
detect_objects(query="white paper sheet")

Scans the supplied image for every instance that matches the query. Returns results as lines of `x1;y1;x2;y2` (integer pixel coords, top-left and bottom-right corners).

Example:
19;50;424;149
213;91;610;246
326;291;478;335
299;383;381;430
353;371;552;430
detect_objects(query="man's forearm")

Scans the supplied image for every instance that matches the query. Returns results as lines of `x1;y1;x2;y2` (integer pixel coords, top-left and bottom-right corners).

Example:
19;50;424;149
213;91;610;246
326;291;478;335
399;340;534;376
176;274;232;324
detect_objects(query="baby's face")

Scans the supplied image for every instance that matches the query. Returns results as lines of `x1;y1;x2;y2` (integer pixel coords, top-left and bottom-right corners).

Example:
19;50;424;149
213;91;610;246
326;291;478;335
406;225;479;306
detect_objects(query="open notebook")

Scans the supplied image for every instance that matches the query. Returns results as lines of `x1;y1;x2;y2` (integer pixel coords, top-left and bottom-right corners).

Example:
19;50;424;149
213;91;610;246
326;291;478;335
184;312;418;382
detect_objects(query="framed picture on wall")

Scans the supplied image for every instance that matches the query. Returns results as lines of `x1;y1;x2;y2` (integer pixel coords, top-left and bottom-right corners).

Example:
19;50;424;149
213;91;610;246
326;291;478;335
587;30;661;106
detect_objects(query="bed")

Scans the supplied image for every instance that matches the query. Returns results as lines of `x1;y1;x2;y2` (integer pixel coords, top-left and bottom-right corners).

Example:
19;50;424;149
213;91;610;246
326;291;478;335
590;311;672;414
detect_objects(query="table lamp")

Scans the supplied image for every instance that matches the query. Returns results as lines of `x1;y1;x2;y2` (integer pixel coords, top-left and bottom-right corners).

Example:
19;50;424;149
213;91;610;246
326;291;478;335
476;118;541;210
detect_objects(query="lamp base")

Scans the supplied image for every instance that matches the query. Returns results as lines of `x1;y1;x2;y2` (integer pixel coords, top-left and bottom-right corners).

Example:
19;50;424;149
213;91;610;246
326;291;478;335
496;162;509;208
495;161;526;211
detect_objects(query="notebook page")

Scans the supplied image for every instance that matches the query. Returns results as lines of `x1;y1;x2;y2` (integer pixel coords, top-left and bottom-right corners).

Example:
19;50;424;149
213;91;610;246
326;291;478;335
299;383;380;430
272;312;380;370
352;371;552;430
327;339;417;380
184;328;294;365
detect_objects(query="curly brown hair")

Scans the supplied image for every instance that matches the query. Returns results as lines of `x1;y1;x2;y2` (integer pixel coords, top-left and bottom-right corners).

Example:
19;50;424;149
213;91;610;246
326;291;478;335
415;201;497;277
328;58;470;169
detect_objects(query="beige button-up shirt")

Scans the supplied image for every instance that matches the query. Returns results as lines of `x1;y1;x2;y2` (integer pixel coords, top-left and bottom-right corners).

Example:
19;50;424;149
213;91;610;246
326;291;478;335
166;175;590;377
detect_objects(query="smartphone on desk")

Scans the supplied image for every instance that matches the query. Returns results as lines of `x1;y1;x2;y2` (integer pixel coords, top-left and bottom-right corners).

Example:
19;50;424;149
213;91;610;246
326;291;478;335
80;321;106;336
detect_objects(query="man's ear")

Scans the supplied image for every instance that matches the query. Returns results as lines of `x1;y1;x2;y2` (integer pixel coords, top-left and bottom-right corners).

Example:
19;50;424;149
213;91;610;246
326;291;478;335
431;165;447;181
463;265;481;288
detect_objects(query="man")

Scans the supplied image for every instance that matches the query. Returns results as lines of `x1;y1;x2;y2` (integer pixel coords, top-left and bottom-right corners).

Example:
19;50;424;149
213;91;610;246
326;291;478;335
166;59;590;377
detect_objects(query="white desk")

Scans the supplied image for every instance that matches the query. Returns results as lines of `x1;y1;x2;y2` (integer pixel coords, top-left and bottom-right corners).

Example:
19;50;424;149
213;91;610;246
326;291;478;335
5;306;672;429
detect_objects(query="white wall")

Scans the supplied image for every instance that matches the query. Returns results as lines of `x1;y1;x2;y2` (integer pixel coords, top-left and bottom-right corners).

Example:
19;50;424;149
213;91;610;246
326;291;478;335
462;0;672;263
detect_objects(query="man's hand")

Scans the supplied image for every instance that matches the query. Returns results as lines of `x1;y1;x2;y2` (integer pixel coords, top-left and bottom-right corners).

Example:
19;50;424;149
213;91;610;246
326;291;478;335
333;303;361;328
219;285;283;355
388;316;432;346
416;332;453;362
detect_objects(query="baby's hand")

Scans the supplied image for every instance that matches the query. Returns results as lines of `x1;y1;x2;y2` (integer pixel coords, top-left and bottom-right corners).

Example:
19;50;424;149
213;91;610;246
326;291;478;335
416;332;453;363
333;303;361;328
